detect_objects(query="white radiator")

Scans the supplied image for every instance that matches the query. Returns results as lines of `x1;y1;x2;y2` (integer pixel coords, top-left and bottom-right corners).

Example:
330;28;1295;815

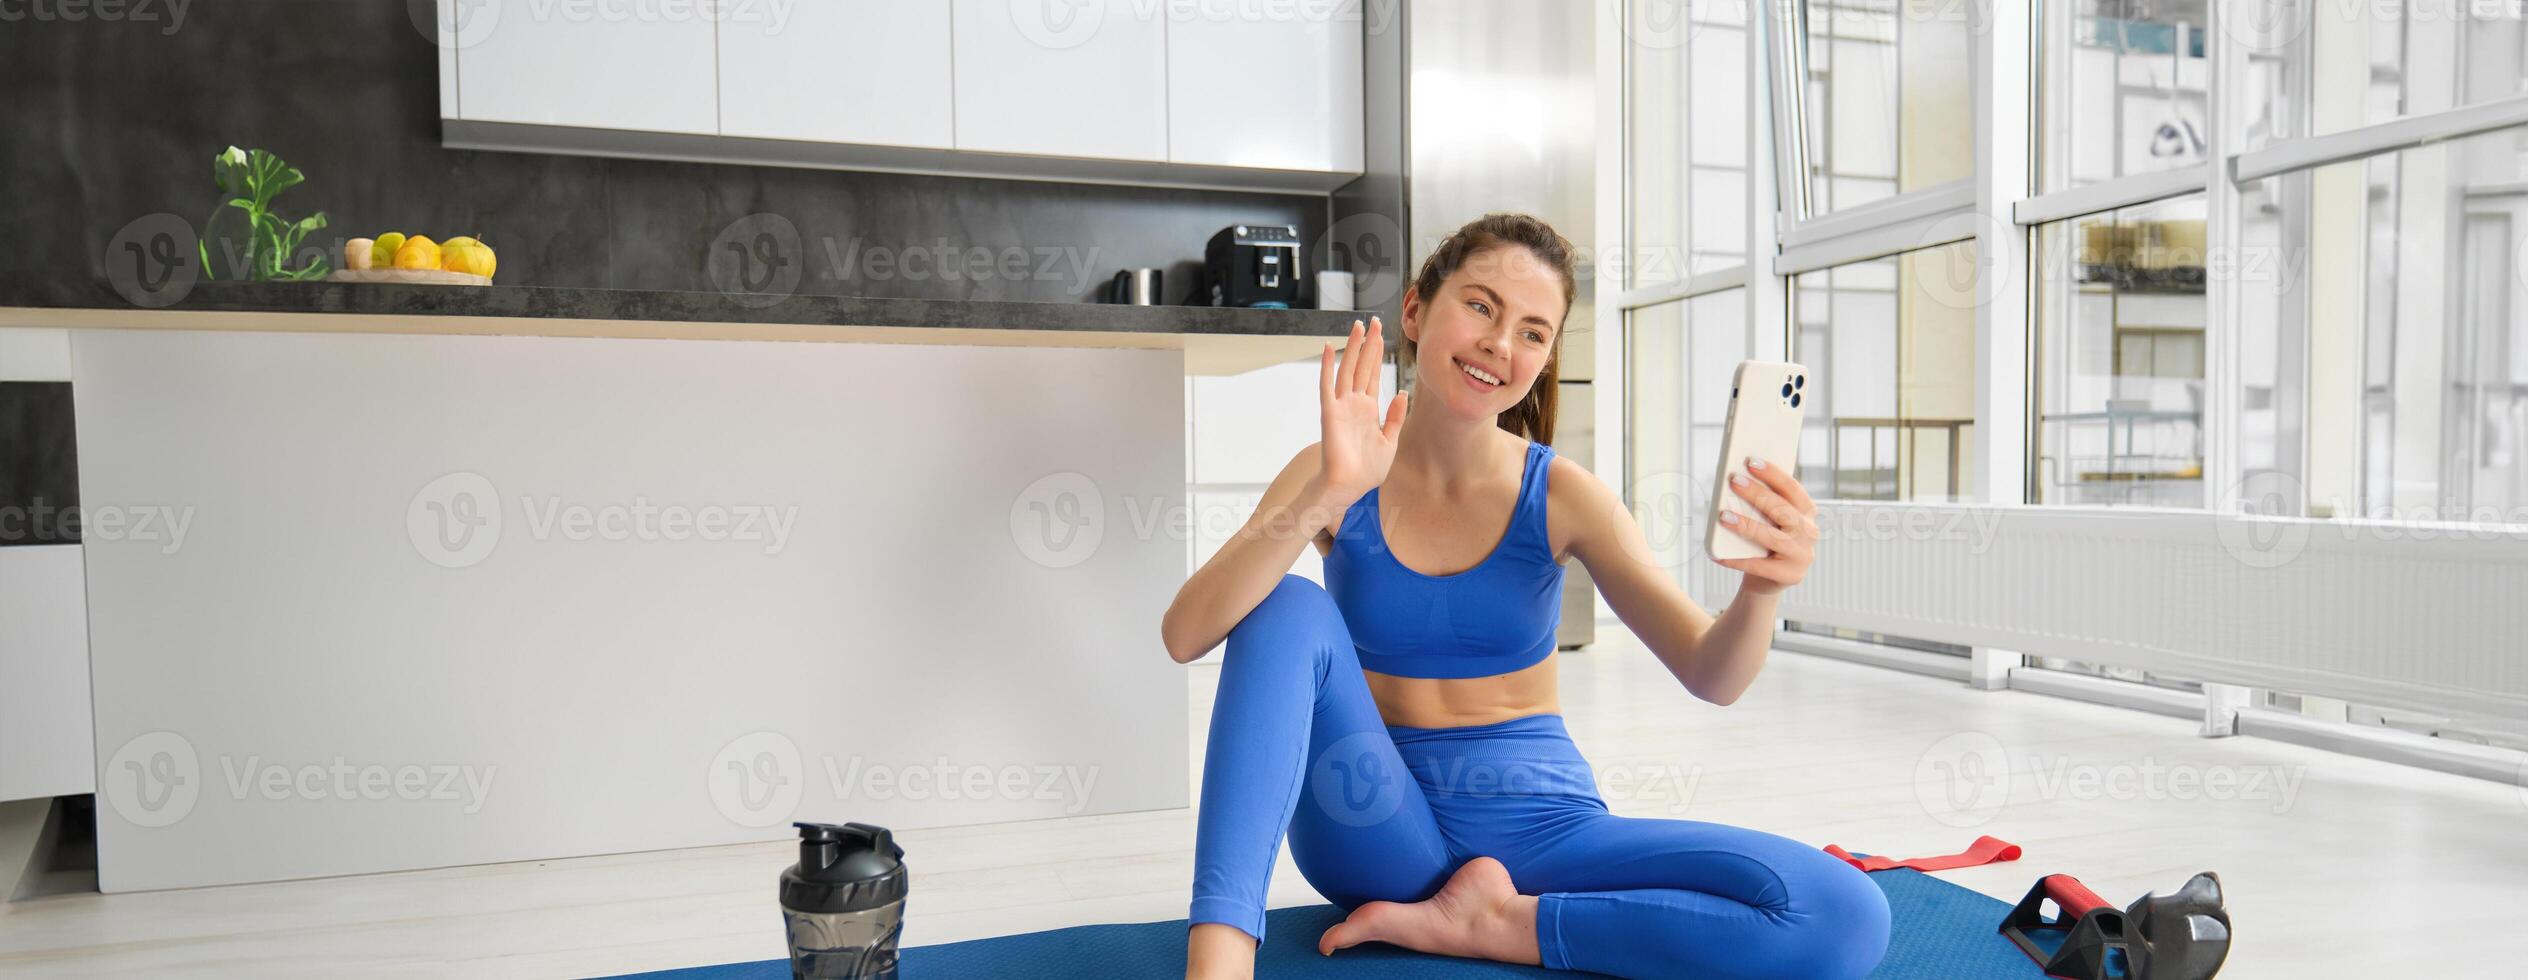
1689;503;2528;724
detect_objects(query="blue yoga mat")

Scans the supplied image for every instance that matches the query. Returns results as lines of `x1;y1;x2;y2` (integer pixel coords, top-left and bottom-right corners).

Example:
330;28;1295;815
598;868;2040;978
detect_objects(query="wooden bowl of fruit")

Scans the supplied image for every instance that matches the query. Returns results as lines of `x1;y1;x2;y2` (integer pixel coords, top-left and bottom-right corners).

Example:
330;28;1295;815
332;233;496;286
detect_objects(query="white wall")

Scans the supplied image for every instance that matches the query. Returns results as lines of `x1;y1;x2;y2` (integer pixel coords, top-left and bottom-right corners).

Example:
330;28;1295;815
74;329;1189;891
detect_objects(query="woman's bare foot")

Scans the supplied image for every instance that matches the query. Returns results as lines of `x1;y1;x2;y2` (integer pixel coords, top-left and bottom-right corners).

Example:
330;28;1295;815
1185;921;1258;980
1316;856;1542;965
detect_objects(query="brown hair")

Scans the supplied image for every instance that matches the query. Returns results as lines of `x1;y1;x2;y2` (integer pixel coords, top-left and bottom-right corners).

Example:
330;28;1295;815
1397;213;1578;445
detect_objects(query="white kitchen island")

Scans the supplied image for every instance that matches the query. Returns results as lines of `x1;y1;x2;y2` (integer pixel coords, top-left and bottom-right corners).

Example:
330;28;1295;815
2;287;1350;891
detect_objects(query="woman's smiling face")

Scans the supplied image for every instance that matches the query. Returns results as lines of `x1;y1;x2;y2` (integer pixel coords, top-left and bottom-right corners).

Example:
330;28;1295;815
1403;244;1567;420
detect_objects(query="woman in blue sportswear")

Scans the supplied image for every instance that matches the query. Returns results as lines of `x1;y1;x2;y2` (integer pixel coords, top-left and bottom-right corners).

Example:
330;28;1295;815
1158;213;1889;980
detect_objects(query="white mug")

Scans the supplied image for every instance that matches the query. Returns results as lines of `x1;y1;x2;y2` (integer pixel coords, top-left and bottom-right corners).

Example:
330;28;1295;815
1315;270;1355;311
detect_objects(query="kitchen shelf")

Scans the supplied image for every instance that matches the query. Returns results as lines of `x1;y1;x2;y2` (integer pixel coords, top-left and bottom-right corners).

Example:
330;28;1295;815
0;282;1363;376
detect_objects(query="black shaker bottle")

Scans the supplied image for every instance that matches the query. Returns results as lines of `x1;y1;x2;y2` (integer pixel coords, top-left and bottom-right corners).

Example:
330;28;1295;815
779;822;908;980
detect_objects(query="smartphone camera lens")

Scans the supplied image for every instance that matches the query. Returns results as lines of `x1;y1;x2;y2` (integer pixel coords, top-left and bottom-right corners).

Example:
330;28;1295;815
1780;382;1793;398
1795;374;1805;389
1791;391;1802;408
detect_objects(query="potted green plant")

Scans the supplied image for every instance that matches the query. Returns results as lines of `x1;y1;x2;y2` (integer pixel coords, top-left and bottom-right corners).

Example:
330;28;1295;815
199;146;330;281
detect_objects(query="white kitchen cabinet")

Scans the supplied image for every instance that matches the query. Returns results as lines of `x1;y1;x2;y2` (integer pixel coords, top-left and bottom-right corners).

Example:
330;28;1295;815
1167;10;1363;173
440;0;1362;190
718;1;954;148
454;0;719;135
949;0;1168;161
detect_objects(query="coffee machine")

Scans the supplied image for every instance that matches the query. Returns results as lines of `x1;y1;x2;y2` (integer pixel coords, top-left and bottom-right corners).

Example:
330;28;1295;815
1198;224;1304;309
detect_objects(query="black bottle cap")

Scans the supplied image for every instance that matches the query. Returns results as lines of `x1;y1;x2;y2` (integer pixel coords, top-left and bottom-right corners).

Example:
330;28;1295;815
780;821;909;915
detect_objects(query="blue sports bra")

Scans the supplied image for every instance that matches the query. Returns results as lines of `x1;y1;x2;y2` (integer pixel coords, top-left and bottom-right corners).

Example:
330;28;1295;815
1322;440;1566;679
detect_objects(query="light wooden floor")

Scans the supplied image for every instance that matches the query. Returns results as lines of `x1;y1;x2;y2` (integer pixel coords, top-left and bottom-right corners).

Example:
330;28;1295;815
4;624;2521;978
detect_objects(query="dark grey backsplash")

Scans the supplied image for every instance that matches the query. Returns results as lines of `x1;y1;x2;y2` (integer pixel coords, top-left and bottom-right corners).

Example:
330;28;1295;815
0;383;78;546
0;0;1327;308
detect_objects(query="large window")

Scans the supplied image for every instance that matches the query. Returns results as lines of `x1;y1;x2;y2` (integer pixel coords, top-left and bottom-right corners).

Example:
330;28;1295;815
1624;291;1751;592
2274;125;2528;523
1792;241;1981;502
1627;0;1751;287
2039;0;2212;191
2254;1;2528;150
1616;0;2528;767
1791;0;1975;216
2033;194;2210;507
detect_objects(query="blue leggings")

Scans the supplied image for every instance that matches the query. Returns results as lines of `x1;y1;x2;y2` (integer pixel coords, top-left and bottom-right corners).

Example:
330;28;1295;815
1191;575;1892;979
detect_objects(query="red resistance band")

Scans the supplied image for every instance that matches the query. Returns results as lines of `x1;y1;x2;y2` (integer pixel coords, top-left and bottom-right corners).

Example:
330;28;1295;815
1824;835;2022;873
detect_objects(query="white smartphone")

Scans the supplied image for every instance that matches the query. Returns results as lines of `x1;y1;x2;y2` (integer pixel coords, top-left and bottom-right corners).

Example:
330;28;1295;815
1705;360;1811;561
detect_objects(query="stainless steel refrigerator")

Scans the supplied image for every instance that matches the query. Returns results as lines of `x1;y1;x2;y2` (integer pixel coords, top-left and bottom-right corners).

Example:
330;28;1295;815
1334;0;1599;648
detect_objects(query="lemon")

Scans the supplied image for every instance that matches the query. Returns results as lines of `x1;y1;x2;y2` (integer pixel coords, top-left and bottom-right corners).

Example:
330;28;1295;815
393;235;441;272
344;237;376;271
372;232;407;268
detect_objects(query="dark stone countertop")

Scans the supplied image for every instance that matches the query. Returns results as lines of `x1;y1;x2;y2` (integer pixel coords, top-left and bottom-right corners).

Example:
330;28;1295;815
3;280;1367;341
